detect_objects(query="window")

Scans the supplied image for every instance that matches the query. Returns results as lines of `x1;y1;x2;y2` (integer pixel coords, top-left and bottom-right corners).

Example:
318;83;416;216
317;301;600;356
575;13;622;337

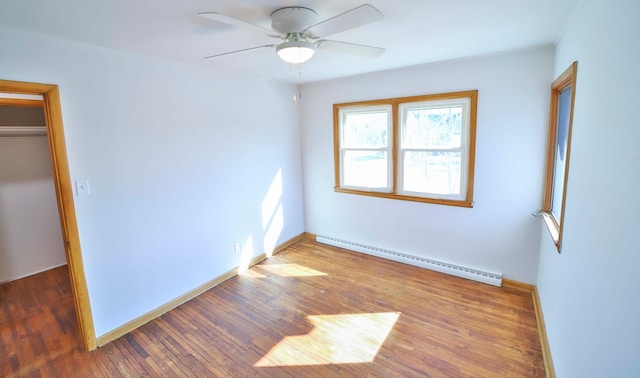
542;62;577;252
337;104;393;192
334;91;477;207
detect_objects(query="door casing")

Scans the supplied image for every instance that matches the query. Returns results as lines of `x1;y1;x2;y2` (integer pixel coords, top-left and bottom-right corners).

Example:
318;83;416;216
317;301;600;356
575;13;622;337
0;79;96;351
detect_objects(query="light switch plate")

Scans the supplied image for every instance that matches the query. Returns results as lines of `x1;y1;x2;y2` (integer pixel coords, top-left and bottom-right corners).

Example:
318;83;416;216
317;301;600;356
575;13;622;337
75;179;90;196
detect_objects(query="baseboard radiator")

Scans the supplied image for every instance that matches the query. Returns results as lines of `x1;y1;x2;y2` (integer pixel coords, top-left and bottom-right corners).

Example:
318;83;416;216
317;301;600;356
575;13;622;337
316;235;502;287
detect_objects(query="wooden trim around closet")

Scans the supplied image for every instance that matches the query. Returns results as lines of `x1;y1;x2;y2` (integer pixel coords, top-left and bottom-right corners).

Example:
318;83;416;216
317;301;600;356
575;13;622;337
0;79;97;351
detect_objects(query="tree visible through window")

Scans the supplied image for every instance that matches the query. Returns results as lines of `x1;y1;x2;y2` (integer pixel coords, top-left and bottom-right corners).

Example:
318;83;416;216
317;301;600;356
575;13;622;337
334;91;477;207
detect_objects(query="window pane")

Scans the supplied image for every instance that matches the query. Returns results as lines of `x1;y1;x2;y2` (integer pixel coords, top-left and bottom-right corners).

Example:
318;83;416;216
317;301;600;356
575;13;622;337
343;151;388;189
334;91;476;206
342;111;389;148
551;85;572;220
403;151;461;195
403;106;463;149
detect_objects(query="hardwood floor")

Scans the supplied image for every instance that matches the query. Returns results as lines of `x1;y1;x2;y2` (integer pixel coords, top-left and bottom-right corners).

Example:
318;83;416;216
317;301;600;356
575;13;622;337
1;237;545;377
0;265;78;376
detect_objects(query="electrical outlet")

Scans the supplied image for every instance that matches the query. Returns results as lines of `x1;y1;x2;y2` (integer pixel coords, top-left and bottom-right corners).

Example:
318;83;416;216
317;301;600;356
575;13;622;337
75;179;90;196
234;242;241;253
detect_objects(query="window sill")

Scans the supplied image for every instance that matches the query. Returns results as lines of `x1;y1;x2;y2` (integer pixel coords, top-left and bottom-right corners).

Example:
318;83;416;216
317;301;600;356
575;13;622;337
539;211;561;252
335;187;473;208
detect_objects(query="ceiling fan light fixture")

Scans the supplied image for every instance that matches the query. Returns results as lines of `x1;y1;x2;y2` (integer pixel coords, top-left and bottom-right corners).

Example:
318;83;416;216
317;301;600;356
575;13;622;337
276;39;316;64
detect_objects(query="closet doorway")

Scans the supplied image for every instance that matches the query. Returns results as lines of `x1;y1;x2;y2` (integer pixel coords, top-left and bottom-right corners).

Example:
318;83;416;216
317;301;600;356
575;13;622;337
0;94;62;279
0;79;95;351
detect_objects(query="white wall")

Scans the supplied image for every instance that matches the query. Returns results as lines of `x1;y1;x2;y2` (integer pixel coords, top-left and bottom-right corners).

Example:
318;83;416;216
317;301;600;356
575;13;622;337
536;0;640;376
0;136;66;282
0;26;305;337
301;47;553;283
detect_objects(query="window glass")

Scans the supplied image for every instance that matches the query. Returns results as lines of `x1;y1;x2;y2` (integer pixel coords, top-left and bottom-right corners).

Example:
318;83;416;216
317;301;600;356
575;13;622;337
343;151;389;189
342;111;389;148
398;98;470;200
338;105;392;192
402;151;462;195
550;85;572;222
403;105;463;149
541;62;577;252
334;91;477;207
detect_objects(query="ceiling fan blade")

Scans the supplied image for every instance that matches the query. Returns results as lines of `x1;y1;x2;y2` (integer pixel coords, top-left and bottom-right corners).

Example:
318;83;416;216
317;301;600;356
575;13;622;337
198;12;277;36
204;45;277;59
316;40;385;58
304;4;383;39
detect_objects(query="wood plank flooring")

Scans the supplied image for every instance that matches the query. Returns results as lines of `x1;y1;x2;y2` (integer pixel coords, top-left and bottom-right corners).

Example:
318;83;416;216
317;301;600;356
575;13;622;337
1;237;545;377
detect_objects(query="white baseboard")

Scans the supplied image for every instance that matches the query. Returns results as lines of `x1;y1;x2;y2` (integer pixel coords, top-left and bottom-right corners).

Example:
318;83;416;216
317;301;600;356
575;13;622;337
316;234;502;286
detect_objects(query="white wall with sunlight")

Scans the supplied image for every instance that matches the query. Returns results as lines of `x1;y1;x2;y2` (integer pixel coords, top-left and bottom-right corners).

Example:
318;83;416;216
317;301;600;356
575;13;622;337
0;26;305;337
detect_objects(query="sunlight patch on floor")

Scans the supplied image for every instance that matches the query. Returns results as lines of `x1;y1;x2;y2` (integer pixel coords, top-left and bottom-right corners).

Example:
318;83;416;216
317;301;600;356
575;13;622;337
255;312;400;367
238;269;267;278
255;263;327;277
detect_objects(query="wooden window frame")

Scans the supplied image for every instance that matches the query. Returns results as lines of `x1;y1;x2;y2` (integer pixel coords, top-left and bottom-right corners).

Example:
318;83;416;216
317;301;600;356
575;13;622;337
541;62;578;252
333;90;477;208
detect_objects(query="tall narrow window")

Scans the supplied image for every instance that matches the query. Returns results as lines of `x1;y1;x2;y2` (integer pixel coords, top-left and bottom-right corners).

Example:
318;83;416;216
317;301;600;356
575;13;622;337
334;91;477;207
542;62;577;252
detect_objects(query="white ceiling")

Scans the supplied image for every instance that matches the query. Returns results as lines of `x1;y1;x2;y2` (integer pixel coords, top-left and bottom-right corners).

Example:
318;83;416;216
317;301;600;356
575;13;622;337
0;0;581;83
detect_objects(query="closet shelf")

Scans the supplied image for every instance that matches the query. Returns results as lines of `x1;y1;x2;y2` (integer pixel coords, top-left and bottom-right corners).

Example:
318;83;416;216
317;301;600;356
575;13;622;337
0;126;46;136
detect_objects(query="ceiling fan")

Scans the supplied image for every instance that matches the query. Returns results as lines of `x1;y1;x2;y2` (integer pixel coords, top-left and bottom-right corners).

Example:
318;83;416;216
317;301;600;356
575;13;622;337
198;4;385;64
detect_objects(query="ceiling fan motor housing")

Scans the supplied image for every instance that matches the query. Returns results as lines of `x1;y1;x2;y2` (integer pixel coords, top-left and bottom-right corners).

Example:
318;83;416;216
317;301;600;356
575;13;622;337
271;7;317;34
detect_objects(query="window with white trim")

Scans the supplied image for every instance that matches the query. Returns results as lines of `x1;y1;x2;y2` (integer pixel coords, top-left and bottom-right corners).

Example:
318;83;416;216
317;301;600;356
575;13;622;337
334;91;477;207
338;104;393;192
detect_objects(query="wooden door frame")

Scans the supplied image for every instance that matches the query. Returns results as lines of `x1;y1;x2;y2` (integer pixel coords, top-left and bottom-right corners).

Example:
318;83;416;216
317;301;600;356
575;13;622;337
0;79;96;351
